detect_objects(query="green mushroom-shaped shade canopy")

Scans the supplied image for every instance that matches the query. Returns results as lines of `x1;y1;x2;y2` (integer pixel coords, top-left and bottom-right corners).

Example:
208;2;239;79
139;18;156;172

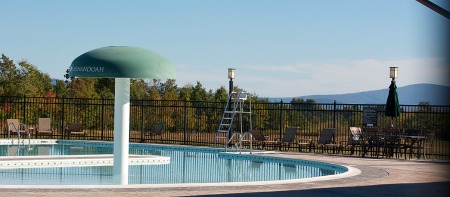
69;46;175;79
69;46;175;185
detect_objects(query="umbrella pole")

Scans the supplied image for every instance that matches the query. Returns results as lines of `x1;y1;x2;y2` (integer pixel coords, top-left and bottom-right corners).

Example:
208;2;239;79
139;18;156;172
389;117;394;129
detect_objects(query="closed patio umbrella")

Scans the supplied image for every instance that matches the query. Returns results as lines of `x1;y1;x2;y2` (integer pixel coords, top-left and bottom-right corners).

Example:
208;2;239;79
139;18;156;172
385;80;401;128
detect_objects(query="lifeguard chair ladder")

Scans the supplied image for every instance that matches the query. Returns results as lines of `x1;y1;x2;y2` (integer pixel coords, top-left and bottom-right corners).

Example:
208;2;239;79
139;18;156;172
214;91;253;152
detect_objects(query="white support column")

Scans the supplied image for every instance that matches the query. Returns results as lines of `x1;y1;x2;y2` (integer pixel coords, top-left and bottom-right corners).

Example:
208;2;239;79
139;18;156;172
113;78;130;185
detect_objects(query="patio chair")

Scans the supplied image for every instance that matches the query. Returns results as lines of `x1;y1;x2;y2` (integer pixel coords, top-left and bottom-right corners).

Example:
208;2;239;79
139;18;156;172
314;128;338;154
382;128;402;158
402;129;423;159
422;130;435;161
6;119;29;139
361;127;383;157
279;127;299;150
36;118;54;136
145;122;164;141
250;129;269;150
65;122;85;139
340;127;363;155
265;127;298;150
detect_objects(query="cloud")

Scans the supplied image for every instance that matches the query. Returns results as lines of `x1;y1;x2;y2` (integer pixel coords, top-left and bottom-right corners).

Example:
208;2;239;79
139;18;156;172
239;57;449;97
173;57;448;97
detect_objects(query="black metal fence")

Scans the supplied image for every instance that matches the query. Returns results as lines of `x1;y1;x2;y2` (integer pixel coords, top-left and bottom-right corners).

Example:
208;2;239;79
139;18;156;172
1;96;449;159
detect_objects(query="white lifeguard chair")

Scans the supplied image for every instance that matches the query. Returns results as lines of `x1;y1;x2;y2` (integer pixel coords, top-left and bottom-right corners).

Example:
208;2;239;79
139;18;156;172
214;91;253;153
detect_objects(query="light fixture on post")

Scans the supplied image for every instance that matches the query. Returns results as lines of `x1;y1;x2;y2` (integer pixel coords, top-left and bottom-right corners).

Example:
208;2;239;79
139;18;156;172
228;68;235;95
390;67;398;81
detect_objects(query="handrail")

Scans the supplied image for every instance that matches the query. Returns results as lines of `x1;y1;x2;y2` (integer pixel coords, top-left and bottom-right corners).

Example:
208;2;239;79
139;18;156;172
20;123;31;146
7;122;31;145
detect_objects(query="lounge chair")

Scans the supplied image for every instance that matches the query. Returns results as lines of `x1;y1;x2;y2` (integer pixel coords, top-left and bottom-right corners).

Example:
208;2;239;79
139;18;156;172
250;129;269;149
265;127;298;150
314;128;338;154
340;127;363;155
65;122;84;139
145;122;164;141
6;119;29;139
37;118;53;136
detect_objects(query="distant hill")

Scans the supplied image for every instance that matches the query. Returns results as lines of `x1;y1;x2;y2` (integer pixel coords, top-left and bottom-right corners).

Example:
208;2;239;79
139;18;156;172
267;83;450;105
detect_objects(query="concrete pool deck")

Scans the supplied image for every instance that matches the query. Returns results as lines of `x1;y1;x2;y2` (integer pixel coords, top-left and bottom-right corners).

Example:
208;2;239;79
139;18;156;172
0;151;449;197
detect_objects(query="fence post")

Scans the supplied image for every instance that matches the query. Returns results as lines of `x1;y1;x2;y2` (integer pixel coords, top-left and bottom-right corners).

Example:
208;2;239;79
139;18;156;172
61;97;65;139
23;95;26;124
140;98;145;142
101;97;105;141
183;99;187;145
279;100;283;151
333;100;337;128
333;100;337;144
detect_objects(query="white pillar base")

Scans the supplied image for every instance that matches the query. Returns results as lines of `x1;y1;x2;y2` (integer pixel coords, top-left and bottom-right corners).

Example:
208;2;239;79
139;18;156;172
113;78;130;185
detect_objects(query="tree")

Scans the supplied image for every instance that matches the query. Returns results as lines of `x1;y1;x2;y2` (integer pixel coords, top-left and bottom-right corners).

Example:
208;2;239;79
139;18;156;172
148;85;161;100
305;99;316;104
0;54;22;96
191;81;208;101
419;101;431;109
213;86;228;102
0;55;52;97
178;83;193;101
18;60;52;96
94;78;114;99
291;98;306;104
161;79;178;100
54;80;69;98
130;79;150;100
67;78;99;98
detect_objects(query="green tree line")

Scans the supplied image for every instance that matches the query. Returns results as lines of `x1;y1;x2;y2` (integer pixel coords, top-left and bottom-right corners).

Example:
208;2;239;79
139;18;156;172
1;53;449;145
1;54;270;103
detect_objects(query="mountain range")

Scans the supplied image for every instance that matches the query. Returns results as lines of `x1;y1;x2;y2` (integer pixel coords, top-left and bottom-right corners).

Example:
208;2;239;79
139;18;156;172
266;83;450;105
52;79;449;105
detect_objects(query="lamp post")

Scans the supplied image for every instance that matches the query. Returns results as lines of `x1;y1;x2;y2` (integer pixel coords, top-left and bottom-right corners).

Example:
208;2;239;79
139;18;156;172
227;68;235;146
388;66;398;129
390;67;398;81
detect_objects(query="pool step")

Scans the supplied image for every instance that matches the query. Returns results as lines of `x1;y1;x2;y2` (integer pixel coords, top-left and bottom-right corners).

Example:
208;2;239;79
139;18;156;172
0;154;170;169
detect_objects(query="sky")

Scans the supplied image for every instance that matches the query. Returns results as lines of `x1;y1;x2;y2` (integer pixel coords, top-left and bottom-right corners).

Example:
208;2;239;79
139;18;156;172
1;0;449;97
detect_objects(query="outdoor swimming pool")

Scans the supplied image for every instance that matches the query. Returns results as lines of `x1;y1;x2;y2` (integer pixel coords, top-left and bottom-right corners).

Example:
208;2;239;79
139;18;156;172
0;140;348;185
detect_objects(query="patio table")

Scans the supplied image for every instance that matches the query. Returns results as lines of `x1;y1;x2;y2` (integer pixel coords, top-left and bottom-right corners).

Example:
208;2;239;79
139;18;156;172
361;129;402;158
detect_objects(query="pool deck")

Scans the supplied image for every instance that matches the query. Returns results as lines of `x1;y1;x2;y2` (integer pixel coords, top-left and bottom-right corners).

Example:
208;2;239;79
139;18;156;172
0;151;449;197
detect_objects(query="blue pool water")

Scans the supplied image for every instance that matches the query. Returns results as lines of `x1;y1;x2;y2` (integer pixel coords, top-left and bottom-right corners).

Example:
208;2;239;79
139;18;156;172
0;140;347;185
